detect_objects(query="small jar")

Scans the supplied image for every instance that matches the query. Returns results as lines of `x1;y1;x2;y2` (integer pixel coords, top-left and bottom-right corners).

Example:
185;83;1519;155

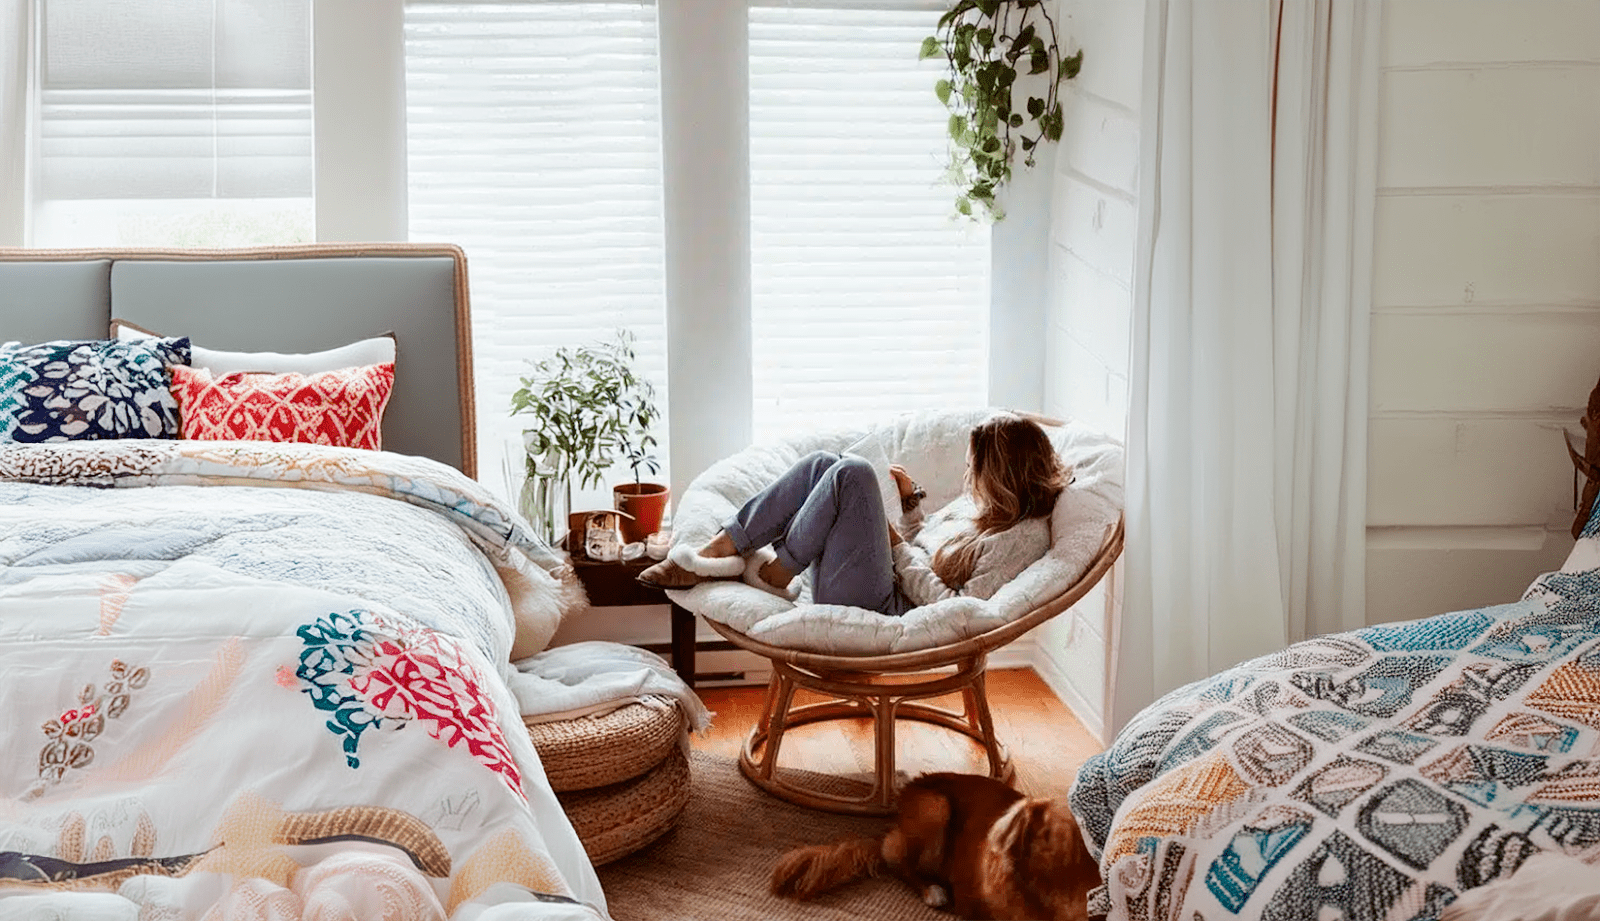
645;529;672;561
584;511;623;562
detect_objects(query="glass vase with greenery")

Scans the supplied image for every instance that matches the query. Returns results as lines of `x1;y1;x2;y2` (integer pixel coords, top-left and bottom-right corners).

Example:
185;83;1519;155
510;329;660;544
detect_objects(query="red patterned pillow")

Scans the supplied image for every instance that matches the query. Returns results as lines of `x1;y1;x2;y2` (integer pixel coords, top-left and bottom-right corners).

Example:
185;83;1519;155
170;363;396;450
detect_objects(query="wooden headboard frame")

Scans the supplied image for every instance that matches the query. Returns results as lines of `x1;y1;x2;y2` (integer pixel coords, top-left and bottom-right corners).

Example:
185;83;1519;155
0;243;477;478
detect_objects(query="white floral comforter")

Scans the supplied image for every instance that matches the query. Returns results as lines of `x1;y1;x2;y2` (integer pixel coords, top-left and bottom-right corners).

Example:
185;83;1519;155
0;441;604;920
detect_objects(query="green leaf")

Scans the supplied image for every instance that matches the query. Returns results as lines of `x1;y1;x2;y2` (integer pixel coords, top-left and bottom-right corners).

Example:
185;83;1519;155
1026;95;1044;118
1043;101;1064;139
977;28;993;48
919;35;941;60
948;113;967;139
1029;49;1050;74
938;0;976;28
1009;113;1023;128
976;0;1000;16
1060;49;1084;81
935;78;952;105
1009;24;1035;57
956;196;973;216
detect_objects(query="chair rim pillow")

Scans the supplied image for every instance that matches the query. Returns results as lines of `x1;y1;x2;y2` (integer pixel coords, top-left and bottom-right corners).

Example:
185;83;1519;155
664;407;1126;657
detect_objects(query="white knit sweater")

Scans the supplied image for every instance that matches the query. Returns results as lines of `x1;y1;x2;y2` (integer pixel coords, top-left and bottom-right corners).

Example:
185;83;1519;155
890;495;1052;607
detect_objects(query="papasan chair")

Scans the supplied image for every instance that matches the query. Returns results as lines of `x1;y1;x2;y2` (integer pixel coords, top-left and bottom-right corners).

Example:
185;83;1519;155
665;407;1124;814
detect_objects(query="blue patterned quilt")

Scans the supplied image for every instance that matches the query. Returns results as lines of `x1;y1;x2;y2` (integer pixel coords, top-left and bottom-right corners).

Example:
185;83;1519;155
1071;568;1600;920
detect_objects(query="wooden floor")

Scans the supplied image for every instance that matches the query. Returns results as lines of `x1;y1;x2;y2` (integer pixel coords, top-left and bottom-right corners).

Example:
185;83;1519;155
689;667;1103;802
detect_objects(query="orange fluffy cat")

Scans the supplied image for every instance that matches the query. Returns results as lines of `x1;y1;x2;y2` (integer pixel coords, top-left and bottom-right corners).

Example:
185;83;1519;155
770;772;1100;921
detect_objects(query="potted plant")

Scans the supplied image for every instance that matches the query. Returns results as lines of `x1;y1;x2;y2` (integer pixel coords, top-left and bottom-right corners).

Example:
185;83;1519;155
920;0;1083;221
509;329;667;546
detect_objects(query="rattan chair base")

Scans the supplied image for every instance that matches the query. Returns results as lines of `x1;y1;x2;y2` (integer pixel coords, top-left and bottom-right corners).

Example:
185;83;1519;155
525;696;685;792
736;656;1013;816
558;744;691;866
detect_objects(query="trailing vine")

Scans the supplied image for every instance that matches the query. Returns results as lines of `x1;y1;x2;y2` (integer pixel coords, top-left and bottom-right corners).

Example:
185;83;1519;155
920;0;1083;221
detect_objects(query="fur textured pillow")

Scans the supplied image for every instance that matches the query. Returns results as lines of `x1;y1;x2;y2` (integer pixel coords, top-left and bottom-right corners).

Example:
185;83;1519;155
170;362;395;451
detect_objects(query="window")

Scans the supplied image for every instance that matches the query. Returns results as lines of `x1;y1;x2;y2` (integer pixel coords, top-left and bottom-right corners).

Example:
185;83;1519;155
406;0;991;494
28;0;312;248
748;1;989;441
404;2;669;504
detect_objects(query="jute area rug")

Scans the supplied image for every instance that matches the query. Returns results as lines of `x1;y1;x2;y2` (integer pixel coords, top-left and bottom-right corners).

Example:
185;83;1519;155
595;750;947;921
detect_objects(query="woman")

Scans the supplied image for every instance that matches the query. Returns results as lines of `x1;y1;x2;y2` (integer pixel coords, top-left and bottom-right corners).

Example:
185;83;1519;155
637;413;1071;616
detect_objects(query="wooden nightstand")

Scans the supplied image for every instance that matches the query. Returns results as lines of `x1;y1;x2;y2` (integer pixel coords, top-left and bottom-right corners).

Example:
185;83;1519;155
570;557;707;688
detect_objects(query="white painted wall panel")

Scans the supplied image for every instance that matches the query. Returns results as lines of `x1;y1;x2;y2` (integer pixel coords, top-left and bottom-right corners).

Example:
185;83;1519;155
1042;0;1140;738
1033;599;1108;739
1057;0;1144;113
1052;173;1137;286
1372;311;1600;413
1380;69;1600;189
1367;538;1572;625
1369;2;1600;629
1368;416;1576;527
1052;251;1132;373
1383;0;1600;67
1372;194;1600;307
1057;88;1140;195
1046;328;1128;439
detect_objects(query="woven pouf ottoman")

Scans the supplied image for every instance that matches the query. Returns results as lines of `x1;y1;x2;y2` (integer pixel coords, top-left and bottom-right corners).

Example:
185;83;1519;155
526;695;691;865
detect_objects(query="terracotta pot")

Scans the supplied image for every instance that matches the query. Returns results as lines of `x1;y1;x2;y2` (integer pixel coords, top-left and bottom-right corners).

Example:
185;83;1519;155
613;482;670;543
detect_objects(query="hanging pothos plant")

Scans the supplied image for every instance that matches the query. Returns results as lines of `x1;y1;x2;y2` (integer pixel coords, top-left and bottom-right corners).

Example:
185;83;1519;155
920;0;1083;221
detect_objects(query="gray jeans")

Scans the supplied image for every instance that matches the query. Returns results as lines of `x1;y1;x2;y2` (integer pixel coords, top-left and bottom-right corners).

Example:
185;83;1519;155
723;451;911;617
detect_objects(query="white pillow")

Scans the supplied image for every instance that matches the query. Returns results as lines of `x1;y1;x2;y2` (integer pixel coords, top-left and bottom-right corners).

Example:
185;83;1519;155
112;320;396;375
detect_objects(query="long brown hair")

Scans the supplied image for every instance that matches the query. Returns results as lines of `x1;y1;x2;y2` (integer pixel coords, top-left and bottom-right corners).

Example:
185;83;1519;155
931;414;1072;588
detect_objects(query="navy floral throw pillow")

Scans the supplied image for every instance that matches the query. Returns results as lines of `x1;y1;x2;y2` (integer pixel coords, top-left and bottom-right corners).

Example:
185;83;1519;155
0;337;192;442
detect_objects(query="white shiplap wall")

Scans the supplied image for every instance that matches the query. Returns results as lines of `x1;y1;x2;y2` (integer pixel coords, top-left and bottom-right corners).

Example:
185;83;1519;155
1366;0;1600;624
1035;0;1600;737
1035;0;1142;742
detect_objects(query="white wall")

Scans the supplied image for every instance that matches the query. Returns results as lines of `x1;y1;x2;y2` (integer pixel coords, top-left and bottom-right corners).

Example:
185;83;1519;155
1034;0;1142;742
1366;0;1600;624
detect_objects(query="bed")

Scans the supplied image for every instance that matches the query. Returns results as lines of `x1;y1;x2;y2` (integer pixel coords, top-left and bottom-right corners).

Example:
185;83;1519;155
0;246;606;920
1072;507;1600;918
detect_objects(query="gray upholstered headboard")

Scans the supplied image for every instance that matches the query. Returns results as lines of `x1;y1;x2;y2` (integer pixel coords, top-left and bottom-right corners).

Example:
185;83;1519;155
0;244;476;477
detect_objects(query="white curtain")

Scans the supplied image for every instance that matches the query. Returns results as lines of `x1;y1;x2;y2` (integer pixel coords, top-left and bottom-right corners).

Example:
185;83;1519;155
1113;0;1381;733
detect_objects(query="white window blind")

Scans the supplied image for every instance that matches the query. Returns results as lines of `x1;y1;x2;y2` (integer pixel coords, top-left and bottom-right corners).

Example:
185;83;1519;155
31;0;312;247
748;0;991;442
404;1;669;504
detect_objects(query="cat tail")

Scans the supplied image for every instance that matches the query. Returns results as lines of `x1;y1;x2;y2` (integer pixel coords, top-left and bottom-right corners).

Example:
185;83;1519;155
769;835;886;900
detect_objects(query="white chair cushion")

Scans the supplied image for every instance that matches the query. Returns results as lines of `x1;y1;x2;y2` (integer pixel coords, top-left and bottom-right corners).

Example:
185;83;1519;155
667;408;1124;656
